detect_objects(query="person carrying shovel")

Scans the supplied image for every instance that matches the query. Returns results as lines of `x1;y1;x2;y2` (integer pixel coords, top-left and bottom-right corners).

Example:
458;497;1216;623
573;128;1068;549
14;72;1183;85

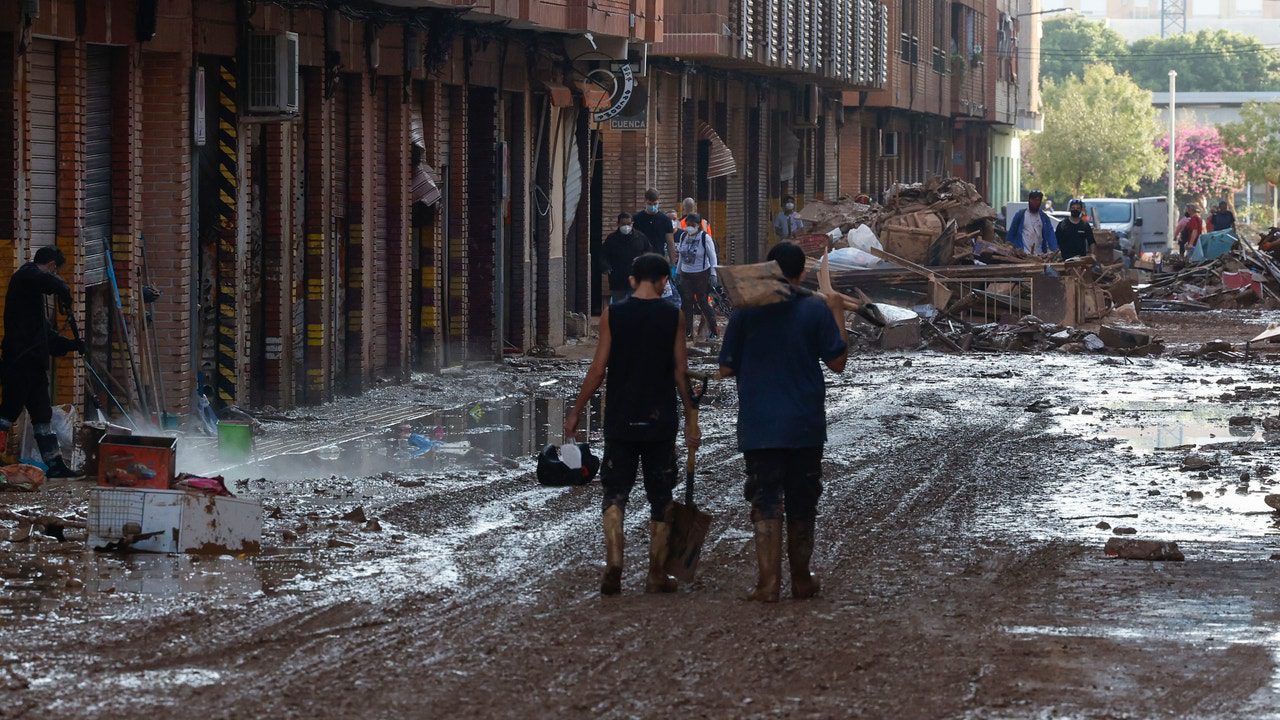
565;253;700;596
717;241;848;602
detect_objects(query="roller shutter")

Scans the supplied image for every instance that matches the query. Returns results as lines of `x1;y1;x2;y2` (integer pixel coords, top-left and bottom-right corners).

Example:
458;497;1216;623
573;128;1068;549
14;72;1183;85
29;39;57;250
84;46;113;285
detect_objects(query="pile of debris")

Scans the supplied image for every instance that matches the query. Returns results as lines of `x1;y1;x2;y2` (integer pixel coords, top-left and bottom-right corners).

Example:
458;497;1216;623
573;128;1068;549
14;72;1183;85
857;312;1163;355
795;176;998;266
1141;237;1280;311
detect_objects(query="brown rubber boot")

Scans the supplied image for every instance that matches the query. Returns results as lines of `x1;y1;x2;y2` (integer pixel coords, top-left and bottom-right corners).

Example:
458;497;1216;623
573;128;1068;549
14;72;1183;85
746;510;782;603
787;519;821;599
601;505;625;596
646;505;678;593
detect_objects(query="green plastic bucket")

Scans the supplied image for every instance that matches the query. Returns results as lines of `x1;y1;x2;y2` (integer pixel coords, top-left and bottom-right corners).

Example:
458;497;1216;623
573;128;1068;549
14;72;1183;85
217;421;253;462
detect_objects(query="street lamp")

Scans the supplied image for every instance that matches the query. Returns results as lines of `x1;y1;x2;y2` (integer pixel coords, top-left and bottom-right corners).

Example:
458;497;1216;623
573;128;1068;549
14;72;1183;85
1168;69;1177;249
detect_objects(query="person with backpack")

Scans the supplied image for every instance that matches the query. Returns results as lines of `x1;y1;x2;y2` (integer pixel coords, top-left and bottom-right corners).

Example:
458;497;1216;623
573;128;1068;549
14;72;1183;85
676;213;720;340
565;253;700;596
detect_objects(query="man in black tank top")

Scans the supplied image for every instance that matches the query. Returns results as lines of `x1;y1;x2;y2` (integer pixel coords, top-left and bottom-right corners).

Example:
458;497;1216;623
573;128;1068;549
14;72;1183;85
566;253;700;596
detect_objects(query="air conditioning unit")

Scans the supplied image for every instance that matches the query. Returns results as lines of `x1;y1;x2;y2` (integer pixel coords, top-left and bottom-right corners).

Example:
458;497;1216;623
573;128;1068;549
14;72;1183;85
880;130;899;158
248;32;299;115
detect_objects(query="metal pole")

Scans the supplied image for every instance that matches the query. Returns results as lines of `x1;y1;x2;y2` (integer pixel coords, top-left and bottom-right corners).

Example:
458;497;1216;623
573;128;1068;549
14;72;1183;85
1167;70;1177;245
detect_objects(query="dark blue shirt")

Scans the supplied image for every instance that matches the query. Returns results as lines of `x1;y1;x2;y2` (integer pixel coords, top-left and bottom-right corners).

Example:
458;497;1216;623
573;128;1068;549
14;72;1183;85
718;295;847;451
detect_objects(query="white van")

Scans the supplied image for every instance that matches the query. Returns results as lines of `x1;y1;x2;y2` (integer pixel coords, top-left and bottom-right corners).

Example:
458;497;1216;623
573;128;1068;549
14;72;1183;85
1080;197;1169;255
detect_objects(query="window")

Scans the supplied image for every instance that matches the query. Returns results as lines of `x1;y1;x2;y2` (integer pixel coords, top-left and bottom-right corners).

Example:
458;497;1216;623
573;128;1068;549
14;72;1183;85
1236;0;1262;15
933;0;947;48
900;0;919;63
1079;0;1107;16
1193;0;1220;15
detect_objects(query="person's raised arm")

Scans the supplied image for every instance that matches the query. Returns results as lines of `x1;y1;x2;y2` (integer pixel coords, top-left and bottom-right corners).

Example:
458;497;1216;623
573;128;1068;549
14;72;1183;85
564;306;612;440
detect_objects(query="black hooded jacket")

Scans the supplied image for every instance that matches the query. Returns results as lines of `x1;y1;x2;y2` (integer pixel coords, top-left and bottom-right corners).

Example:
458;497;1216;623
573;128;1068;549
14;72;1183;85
2;262;75;368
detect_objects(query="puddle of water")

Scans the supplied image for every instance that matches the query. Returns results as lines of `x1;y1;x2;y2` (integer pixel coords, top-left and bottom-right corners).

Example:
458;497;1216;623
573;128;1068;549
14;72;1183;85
1108;422;1261;451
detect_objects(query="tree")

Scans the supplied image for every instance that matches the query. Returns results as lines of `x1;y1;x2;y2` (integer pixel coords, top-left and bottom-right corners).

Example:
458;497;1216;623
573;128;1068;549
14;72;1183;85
1121;30;1280;92
1221;101;1280;188
1023;65;1164;198
1039;17;1128;85
1136;126;1241;207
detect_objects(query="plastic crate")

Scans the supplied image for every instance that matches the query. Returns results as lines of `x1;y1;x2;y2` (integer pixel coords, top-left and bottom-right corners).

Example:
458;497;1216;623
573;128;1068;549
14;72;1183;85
88;487;262;554
98;434;176;489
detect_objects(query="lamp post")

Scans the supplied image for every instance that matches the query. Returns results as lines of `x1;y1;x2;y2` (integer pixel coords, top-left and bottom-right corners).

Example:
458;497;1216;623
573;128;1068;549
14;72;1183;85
1168;69;1177;248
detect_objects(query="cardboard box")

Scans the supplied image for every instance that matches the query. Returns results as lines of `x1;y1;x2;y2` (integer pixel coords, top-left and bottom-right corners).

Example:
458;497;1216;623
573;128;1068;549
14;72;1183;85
88;487;263;554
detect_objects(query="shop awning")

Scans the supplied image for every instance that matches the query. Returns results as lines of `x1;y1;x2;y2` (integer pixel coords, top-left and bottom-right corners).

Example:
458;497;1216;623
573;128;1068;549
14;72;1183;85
697;121;737;179
543;79;575;107
576;80;611;115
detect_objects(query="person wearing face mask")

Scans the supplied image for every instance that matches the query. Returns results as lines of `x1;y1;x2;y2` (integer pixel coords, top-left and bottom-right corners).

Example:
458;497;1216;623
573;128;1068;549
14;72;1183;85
677;213;720;340
773;195;805;240
1055;199;1096;261
1006;190;1059;255
632;189;677;264
601;213;651;304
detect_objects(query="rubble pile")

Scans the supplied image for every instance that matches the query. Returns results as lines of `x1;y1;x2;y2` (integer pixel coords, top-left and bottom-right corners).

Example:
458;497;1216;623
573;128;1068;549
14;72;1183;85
795;176;998;266
846;309;1164;356
1141;237;1280;311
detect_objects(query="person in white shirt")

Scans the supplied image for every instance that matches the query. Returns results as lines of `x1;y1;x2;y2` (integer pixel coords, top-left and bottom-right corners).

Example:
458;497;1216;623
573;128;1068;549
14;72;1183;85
676;213;720;340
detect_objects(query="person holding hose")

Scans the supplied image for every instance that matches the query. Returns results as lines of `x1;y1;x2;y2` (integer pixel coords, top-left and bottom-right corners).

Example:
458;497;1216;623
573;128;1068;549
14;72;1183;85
0;246;84;477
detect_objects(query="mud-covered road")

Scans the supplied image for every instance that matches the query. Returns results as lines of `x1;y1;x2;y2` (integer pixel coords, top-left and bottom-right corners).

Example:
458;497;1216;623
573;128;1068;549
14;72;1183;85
8;312;1280;718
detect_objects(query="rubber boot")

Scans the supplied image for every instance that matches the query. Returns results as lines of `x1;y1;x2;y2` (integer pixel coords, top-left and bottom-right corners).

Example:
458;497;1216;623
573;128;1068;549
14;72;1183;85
645;505;678;594
787;519;821;599
37;433;81;479
601;505;624;596
746;510;782;603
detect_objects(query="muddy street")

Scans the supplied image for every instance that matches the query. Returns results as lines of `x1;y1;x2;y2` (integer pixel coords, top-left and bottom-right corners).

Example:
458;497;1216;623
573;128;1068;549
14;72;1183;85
7;314;1280;718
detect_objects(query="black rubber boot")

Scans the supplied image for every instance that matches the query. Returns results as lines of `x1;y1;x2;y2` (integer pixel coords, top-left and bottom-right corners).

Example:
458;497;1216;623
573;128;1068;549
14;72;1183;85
601;505;624;596
787;519;821;599
37;433;81;479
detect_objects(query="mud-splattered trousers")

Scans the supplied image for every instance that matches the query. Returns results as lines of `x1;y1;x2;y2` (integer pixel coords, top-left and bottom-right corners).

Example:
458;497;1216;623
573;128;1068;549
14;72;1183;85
600;440;678;520
743;447;824;521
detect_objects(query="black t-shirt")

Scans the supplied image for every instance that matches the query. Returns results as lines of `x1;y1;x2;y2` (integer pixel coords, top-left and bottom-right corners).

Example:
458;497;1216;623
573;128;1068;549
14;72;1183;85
1210;211;1235;231
604;297;679;442
632;210;674;257
601;230;650;289
1055;219;1095;260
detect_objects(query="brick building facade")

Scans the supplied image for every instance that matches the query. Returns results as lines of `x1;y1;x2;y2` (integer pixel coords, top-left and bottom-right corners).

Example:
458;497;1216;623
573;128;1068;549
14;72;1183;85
7;0;1025;417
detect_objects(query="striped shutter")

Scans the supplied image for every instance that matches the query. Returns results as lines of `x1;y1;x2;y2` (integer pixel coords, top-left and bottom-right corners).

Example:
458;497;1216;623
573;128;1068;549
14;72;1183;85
29;39;57;254
84;46;113;286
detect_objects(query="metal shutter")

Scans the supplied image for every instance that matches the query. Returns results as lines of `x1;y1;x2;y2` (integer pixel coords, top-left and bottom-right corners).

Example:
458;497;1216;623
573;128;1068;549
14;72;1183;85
29;39;57;252
84;46;113;286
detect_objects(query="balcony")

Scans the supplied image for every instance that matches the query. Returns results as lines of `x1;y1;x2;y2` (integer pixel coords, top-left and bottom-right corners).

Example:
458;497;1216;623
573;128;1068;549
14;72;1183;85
371;0;658;43
653;0;889;88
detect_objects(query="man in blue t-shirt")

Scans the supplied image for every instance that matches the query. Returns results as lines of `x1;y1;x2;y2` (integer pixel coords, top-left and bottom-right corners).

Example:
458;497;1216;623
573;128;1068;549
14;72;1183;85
718;242;848;603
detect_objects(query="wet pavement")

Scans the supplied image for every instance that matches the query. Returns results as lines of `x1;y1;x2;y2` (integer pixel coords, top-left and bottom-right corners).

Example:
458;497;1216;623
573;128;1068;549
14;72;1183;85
6;313;1280;717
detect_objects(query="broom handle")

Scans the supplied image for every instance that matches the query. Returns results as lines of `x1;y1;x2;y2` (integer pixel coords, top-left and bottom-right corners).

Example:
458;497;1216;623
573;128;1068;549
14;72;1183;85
685;407;698;507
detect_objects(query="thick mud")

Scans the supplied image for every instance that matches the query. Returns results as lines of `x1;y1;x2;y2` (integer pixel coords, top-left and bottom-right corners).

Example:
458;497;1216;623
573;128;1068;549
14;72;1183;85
6;318;1280;718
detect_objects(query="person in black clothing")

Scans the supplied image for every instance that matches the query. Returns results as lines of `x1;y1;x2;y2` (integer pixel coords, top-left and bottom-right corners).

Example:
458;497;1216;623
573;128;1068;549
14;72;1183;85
600;213;650;305
0;246;84;478
1055;199;1096;261
565;253;699;596
631;188;676;263
1210;201;1236;233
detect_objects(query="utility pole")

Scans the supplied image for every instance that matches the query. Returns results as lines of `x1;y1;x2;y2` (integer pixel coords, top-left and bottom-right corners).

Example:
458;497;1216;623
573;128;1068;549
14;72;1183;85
1167;70;1177;243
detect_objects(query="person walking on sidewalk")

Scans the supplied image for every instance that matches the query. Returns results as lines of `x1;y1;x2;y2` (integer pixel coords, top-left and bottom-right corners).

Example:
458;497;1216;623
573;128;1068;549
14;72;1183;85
565;253;700;596
633;189;677;264
0;246;84;477
676;213;720;340
600;213;649;305
718;241;848;603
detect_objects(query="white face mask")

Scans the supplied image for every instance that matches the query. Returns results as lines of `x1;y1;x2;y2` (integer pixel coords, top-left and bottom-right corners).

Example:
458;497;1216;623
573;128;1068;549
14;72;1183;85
619;225;632;235
784;203;795;211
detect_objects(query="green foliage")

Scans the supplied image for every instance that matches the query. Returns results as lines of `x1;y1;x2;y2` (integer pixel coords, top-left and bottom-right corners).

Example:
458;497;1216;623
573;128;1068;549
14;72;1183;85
1024;65;1164;198
1124;30;1280;92
1220;101;1280;187
1040;17;1128;85
1040;21;1280;92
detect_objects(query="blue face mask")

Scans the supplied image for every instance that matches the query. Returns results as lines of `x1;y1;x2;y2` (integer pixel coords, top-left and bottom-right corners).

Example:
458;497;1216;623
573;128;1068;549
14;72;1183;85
647;204;660;213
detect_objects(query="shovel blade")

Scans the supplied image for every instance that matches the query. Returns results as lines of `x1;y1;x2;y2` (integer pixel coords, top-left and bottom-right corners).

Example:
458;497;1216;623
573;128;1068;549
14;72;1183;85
664;500;712;583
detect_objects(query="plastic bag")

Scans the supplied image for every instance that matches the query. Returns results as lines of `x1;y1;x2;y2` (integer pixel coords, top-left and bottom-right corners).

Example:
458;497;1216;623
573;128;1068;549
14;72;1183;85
847;224;883;253
828;247;880;269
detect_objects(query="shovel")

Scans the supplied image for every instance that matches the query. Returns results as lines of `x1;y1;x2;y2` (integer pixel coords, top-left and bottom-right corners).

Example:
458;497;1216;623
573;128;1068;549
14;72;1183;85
665;374;713;583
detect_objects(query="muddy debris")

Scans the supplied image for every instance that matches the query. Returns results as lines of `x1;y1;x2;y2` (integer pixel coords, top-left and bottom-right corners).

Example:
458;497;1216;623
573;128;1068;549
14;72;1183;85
1181;455;1215;471
1113;527;1139;535
1229;416;1257;427
1264;417;1280;432
1025;399;1053;413
327;536;356;549
1265;494;1280;511
363;519;383;533
282;529;298;542
341;506;368;524
1096;521;1111;530
1185;490;1205;500
1104;538;1185;561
